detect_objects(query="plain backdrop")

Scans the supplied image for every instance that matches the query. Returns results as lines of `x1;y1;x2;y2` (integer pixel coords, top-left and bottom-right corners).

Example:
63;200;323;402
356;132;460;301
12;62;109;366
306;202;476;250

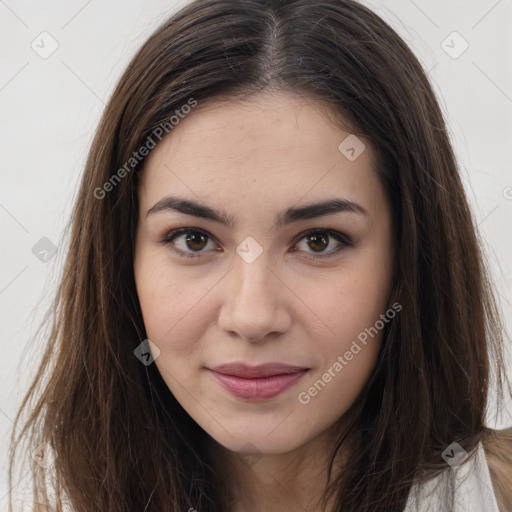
1;0;511;505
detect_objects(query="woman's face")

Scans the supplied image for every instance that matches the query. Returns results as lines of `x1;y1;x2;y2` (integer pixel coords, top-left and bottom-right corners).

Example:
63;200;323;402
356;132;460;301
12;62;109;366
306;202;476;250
134;92;394;455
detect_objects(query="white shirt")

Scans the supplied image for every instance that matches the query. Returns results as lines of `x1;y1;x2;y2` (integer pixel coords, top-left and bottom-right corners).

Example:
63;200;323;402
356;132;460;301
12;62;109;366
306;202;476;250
404;441;500;511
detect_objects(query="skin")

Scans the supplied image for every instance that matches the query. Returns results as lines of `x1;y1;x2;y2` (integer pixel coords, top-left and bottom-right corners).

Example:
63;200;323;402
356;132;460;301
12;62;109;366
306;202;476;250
134;91;394;512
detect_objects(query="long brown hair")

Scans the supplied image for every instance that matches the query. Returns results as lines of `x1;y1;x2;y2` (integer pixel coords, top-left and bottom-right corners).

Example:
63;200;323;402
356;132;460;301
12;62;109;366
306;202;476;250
8;0;511;510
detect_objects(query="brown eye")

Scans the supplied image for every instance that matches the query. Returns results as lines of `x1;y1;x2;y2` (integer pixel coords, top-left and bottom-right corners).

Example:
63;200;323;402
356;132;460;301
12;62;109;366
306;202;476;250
306;233;329;252
184;231;208;251
160;227;351;261
293;229;351;259
160;228;218;259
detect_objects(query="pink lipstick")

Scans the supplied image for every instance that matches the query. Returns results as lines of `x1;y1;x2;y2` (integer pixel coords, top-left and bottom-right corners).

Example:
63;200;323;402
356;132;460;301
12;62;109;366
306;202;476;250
208;363;308;401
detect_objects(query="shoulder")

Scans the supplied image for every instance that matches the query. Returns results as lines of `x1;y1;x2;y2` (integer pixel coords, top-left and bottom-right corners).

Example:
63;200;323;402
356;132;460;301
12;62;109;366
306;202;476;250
482;427;512;512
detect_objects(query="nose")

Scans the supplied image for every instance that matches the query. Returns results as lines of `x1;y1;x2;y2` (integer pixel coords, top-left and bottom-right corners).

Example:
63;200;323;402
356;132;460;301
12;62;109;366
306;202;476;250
217;251;292;343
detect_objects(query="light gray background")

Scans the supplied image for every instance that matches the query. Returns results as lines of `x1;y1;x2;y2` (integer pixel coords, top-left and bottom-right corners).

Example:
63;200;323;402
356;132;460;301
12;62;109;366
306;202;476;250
1;0;511;505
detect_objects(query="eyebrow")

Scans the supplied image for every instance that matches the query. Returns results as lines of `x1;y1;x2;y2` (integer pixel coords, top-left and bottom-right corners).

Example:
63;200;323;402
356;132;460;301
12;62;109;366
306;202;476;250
146;196;368;228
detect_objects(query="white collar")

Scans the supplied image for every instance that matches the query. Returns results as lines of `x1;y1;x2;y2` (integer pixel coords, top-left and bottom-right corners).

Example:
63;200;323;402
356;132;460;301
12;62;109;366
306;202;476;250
404;441;500;511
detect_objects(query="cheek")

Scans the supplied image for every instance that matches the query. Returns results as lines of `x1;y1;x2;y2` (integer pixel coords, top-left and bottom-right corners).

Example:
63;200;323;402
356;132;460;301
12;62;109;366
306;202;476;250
309;256;391;342
298;248;392;399
295;340;380;438
134;255;207;397
297;280;389;418
134;249;209;352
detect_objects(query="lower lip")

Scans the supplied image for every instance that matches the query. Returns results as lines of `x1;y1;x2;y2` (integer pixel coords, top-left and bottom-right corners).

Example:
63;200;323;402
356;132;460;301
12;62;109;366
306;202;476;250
209;370;308;401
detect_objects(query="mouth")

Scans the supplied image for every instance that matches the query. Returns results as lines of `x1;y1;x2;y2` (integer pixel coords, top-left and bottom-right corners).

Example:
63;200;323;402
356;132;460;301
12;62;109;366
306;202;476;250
207;363;309;401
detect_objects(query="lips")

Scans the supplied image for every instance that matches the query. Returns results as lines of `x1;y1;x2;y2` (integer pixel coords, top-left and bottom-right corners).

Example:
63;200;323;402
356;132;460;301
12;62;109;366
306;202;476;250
210;362;308;378
207;363;309;400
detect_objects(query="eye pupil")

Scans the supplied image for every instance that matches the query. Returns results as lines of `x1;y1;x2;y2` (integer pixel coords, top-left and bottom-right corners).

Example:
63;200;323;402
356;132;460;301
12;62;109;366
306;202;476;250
186;232;208;251
308;233;329;252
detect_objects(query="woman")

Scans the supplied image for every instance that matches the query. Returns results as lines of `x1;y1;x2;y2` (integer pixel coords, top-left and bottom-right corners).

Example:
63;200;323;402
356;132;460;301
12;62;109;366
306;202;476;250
8;0;512;510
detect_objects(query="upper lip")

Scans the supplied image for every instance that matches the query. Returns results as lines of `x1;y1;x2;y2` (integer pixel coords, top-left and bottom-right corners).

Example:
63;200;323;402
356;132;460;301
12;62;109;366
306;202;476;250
208;363;309;378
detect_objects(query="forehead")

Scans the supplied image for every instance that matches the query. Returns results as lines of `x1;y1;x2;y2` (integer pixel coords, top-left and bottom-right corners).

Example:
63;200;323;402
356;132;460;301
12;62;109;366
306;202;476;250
138;92;385;219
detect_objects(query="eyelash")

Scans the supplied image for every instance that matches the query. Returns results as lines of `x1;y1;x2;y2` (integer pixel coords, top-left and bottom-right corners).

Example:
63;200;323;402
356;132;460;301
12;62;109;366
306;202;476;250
158;227;352;260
